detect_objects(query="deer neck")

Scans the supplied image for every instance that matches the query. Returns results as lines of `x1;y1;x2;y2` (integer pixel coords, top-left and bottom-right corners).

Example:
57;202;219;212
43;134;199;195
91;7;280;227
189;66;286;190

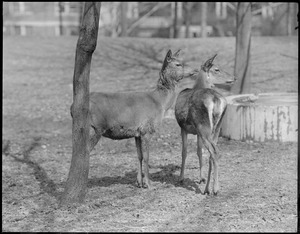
193;71;211;90
154;72;179;111
157;70;178;90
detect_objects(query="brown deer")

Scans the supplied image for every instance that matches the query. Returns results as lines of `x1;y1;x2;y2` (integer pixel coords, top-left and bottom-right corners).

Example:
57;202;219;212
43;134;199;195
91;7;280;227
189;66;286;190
72;49;198;189
175;54;235;195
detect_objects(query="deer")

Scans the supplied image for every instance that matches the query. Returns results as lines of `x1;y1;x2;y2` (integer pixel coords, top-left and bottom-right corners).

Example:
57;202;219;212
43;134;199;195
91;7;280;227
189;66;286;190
71;49;199;189
174;54;235;195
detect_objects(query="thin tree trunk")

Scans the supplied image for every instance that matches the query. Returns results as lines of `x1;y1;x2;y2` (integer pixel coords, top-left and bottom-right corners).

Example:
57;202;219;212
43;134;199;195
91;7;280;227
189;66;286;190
222;2;227;19
201;2;207;37
184;2;192;38
60;2;101;206
177;2;182;37
216;2;221;19
286;3;292;35
120;2;128;37
293;5;298;30
231;2;252;94
173;2;178;38
58;2;63;36
78;2;84;33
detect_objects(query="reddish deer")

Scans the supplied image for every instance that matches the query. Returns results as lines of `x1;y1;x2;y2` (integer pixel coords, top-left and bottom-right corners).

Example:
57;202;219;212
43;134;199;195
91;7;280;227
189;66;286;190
71;49;198;189
175;54;235;195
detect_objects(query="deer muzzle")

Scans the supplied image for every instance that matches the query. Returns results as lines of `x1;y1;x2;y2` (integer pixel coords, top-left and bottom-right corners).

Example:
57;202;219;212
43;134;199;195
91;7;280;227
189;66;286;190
225;76;237;84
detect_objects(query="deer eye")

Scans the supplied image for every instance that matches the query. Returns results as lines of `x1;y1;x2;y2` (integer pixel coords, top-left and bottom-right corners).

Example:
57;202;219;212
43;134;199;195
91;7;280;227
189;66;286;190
176;64;182;67
214;68;220;72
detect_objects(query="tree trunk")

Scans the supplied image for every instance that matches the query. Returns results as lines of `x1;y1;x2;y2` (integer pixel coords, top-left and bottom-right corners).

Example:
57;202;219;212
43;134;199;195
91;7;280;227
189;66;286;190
58;2;63;36
60;2;101;206
201;2;207;37
293;6;298;30
215;2;221;19
177;2;182;37
184;2;192;38
120;2;128;37
231;2;252;94
173;2;178;38
78;2;84;33
286;3;292;35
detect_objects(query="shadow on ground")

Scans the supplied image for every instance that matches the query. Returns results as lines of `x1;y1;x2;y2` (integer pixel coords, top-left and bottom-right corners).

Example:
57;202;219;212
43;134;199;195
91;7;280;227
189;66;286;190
3;137;61;200
88;163;202;194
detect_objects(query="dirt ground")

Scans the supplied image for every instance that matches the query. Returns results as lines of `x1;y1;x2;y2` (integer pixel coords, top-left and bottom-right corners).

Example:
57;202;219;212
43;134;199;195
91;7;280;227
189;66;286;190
2;35;298;232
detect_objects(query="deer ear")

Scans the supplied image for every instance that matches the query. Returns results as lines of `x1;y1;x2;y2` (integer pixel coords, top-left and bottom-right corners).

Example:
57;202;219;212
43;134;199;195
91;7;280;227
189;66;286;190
202;54;217;72
161;50;172;71
173;49;181;57
166;49;173;62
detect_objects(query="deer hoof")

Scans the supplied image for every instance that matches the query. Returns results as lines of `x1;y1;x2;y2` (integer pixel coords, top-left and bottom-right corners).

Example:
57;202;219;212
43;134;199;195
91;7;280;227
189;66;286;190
142;179;151;189
198;178;206;184
213;186;219;195
203;189;210;195
143;183;151;189
213;188;219;195
136;181;143;188
179;176;184;183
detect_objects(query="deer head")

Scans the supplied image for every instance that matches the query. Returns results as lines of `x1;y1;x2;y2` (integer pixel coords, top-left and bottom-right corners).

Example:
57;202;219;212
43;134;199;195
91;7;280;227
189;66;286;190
201;54;236;85
159;49;198;89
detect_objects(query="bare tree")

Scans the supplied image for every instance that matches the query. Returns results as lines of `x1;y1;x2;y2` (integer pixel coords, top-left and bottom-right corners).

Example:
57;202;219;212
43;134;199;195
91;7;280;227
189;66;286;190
78;2;84;31
173;2;178;38
295;12;299;30
60;2;101;205
58;2;63;36
201;2;207;37
286;3;292;35
231;2;252;94
127;2;170;36
105;2;120;37
120;2;128;37
184;2;193;38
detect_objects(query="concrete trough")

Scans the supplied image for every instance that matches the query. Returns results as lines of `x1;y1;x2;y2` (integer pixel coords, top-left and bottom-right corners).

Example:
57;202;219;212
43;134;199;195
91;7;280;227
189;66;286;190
221;93;298;142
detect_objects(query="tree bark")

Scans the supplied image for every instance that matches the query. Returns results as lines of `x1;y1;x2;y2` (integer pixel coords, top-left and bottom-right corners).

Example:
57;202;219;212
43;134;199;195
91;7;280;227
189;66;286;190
78;2;84;33
201;2;207;37
58;2;63;36
120;2;128;37
173;2;178;38
231;2;252;94
184;2;192;38
60;2;101;206
286;3;292;35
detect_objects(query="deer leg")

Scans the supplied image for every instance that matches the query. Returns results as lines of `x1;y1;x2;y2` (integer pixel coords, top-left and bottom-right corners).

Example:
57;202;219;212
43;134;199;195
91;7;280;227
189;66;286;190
89;127;102;152
197;127;218;195
135;136;143;188
203;141;219;195
212;152;219;195
204;156;213;195
179;128;188;182
197;135;206;184
212;112;226;160
141;135;151;189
